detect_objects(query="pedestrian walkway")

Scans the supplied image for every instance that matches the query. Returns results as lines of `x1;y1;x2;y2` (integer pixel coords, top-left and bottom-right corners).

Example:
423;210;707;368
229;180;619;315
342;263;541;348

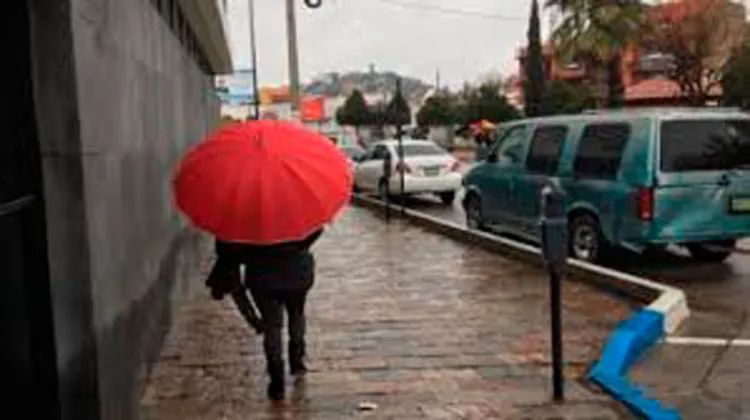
140;207;635;419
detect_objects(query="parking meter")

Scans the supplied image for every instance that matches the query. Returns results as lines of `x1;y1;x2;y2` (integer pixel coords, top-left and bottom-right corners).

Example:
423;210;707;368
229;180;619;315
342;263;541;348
540;180;568;273
539;178;567;402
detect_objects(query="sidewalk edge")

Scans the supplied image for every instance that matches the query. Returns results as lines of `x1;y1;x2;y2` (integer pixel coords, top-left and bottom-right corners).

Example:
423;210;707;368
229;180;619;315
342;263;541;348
351;195;690;419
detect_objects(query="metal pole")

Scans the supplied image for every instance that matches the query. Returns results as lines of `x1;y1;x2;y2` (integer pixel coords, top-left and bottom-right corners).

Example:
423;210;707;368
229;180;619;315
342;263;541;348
285;0;301;114
550;267;564;402
248;0;260;120
397;128;406;216
540;182;567;403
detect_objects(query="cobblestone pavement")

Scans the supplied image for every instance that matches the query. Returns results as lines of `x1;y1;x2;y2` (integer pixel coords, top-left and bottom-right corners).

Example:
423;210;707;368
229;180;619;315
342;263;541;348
405;189;750;419
140;207;635;419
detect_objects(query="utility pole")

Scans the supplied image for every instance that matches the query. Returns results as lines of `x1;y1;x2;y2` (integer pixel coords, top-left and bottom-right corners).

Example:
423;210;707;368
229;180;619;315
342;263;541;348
285;0;301;114
248;0;260;119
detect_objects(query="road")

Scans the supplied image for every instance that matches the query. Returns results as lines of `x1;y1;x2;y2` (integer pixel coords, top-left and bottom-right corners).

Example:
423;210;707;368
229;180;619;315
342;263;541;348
391;190;750;418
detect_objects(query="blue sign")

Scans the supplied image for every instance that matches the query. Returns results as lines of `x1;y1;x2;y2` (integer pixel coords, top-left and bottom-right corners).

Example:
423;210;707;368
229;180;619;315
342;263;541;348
216;69;256;105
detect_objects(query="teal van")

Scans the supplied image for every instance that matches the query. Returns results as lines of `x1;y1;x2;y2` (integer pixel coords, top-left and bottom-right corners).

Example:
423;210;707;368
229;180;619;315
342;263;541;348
462;108;750;263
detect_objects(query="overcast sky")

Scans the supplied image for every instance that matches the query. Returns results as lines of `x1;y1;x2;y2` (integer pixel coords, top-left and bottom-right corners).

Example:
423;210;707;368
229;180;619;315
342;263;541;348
226;0;556;88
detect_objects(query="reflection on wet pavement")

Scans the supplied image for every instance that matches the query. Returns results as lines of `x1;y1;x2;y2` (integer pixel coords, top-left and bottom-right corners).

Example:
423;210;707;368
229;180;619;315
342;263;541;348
140;207;632;419
407;189;750;419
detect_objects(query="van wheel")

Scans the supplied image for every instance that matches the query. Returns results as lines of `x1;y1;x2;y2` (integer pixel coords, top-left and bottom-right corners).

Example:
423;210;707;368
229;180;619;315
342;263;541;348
687;240;734;263
465;194;486;231
569;214;607;263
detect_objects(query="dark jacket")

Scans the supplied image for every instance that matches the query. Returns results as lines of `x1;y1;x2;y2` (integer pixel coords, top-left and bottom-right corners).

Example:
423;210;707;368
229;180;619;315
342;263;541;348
207;230;322;297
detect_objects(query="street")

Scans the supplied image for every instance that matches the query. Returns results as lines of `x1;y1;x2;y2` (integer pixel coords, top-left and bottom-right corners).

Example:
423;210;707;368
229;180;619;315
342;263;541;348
141;207;634;419
395;190;750;419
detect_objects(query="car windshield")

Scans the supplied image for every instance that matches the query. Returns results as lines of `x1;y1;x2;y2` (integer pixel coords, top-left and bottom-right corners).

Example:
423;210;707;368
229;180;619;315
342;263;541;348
660;119;750;172
399;143;446;157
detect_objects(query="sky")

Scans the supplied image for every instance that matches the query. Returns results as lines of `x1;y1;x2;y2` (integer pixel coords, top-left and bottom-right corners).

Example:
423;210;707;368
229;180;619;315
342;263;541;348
226;0;556;89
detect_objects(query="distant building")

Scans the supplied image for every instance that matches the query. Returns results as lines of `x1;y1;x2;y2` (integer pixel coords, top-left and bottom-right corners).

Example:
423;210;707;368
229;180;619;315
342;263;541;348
511;0;746;108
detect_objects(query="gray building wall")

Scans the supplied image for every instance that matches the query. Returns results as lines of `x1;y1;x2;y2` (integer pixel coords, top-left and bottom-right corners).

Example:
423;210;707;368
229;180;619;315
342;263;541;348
28;0;225;418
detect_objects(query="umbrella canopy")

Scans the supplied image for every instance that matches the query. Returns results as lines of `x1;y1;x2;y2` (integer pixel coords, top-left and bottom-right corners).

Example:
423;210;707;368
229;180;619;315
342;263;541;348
173;120;352;244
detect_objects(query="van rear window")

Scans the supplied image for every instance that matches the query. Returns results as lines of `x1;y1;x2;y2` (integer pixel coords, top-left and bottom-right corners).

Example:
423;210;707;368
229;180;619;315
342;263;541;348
661;120;750;172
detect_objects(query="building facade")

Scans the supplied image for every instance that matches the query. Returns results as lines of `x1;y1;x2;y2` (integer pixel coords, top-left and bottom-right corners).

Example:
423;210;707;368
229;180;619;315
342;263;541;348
2;1;231;418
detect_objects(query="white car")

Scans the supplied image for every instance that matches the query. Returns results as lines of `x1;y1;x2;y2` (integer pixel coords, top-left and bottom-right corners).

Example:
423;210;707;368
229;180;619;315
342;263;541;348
354;139;463;204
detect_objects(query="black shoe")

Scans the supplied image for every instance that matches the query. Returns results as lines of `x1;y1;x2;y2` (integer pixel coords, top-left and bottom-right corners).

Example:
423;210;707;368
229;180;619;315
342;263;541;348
290;361;308;376
267;380;285;401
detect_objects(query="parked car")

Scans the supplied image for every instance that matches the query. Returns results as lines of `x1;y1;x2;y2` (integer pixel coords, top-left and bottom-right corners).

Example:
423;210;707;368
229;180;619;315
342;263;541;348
462;108;750;263
355;139;462;204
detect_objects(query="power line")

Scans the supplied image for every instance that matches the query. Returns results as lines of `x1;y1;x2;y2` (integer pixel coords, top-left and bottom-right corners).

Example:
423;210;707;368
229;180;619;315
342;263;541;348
377;0;526;21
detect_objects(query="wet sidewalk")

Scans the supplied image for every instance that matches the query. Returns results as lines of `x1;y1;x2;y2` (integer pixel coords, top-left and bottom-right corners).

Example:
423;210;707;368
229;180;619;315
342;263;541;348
140;207;635;419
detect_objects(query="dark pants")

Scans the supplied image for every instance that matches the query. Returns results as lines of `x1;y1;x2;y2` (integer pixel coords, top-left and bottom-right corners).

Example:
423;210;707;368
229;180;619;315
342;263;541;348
249;287;309;380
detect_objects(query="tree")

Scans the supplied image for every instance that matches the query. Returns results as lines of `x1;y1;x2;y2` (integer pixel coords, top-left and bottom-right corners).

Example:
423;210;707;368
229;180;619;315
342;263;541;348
384;79;412;128
524;0;546;117
416;92;459;127
369;101;389;140
546;0;644;108
722;42;750;109
459;82;521;124
335;89;371;134
647;0;740;106
543;80;596;114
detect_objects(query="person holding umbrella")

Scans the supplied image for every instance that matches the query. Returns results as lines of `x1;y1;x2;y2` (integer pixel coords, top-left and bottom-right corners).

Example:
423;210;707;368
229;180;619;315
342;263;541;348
173;120;352;401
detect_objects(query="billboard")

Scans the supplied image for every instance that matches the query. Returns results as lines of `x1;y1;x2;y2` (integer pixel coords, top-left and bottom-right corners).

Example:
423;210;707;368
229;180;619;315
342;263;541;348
215;70;256;106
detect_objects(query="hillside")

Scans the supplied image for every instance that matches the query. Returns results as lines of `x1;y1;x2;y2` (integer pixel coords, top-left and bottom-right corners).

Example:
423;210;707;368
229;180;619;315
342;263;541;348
303;69;432;102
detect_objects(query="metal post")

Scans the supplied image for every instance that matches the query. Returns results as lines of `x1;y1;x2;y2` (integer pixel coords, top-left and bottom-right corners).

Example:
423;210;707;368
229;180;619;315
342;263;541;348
248;0;260;120
539;179;567;402
285;0;301;114
550;266;564;402
397;124;405;216
383;151;392;222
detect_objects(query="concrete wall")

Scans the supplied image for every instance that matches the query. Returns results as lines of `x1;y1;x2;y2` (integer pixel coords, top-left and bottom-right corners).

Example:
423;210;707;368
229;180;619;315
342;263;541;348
28;0;223;418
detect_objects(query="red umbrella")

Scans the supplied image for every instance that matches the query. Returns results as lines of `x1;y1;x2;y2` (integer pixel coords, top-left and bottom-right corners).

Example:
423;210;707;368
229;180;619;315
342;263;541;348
173;120;352;244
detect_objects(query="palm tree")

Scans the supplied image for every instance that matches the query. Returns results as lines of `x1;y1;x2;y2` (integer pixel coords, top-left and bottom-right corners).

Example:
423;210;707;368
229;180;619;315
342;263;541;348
546;0;645;108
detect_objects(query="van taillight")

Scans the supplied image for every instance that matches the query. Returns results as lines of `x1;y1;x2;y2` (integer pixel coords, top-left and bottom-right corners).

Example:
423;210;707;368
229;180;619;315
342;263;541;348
637;187;654;221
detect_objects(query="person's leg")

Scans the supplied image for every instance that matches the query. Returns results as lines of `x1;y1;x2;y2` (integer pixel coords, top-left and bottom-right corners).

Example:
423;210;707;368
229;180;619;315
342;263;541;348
283;290;309;375
250;287;286;400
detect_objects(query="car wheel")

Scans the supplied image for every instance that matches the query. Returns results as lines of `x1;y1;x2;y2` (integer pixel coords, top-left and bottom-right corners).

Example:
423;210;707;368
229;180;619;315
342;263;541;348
569;214;606;263
687;240;734;263
465;194;486;231
439;191;456;205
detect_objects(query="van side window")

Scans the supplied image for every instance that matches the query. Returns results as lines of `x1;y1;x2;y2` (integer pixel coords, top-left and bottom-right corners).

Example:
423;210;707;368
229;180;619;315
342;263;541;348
526;125;568;175
574;123;631;179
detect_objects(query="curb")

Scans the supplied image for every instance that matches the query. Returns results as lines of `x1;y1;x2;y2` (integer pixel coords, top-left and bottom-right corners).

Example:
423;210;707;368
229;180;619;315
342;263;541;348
352;194;689;419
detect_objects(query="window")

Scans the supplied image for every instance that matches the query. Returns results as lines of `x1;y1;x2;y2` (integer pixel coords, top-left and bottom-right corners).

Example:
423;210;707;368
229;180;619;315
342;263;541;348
371;145;390;160
400;143;447;157
660;119;750;172
493;126;528;165
526;125;567;175
573;123;631;179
